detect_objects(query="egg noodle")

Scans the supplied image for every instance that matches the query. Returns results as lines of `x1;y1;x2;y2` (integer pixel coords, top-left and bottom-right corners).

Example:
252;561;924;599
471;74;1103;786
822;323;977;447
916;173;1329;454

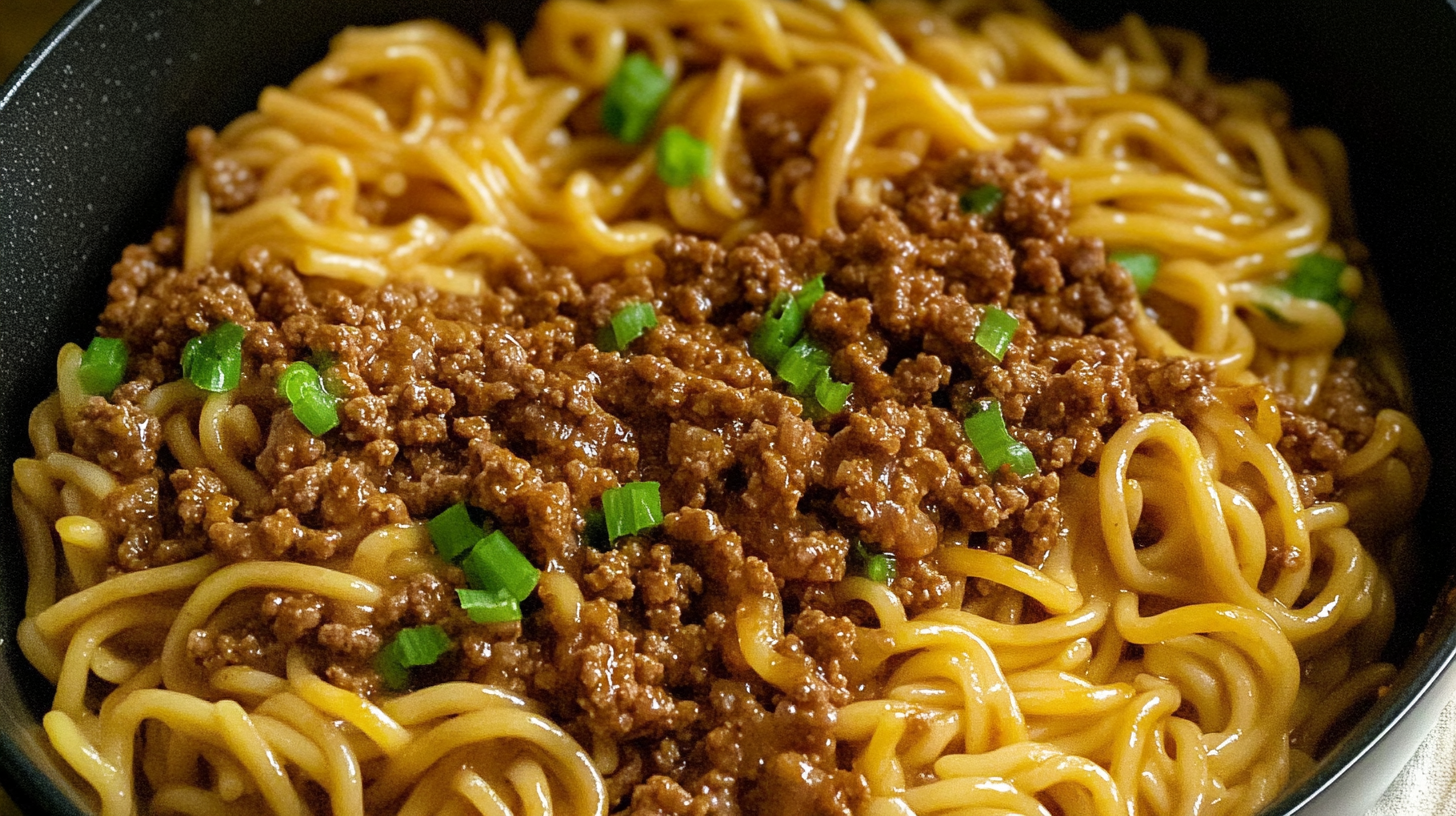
12;0;1430;815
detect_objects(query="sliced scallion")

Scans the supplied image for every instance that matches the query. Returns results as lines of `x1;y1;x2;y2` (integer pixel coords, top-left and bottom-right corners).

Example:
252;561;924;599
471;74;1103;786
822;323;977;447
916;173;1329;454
851;540;897;586
963;399;1036;479
181;321;246;393
427;501;486;563
973;307;1019;362
750;292;805;367
77;337;128;397
461;530;541;603
776;338;831;395
811;369;853;415
1108;249;1160;294
602;481;663;541
602;52;671;144
457;588;522;624
959;184;1004;216
597;302;658;353
656;126;712;188
277;360;339;436
1283;253;1355;319
377;624;451;691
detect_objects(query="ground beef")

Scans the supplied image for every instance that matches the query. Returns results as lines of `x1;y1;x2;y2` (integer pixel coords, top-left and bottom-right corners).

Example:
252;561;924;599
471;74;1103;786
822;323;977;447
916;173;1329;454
76;143;1392;815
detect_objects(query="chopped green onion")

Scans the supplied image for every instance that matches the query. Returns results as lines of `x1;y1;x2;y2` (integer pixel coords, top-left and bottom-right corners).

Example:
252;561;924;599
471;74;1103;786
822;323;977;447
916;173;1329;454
277;361;339;436
377;624;452;691
461;530;541;602
1283;253;1355;319
602;52;672;144
811;369;853;414
749;276;827;368
457;588;522;624
583;508;612;552
963;399;1037;479
180;321;245;393
795;275;827;315
959;184;1004;216
865;552;896;584
750;292;805;367
973;307;1019;362
1108;250;1160;294
77;337;128;397
597;302;658;352
428;501;487;563
850;540;897;585
776;338;831;395
656;126;712;188
602;481;663;541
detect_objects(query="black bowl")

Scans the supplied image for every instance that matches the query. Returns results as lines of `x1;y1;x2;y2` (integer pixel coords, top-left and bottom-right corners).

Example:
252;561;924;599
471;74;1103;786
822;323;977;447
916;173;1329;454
3;1;1456;814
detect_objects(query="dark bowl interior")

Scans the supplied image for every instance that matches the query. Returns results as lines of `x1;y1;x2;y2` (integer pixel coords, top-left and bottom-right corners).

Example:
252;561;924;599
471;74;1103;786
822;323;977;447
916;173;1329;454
3;1;1456;814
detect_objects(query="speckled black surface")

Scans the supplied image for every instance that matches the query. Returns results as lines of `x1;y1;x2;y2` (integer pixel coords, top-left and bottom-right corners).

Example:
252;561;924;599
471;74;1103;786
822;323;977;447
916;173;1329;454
1;1;1455;814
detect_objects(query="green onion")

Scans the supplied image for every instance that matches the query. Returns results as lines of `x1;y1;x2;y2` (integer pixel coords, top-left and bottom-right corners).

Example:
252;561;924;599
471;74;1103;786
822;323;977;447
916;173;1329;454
602;481;663;541
963;399;1037;479
656;126;712;188
794;275;827;315
850;540;897;585
973;307;1019;362
749;276;827;368
428;502;487;563
811;369;853;414
597;302;658;352
457;588;522;624
180;321;246;393
1283;253;1355;319
1108;250;1160;294
277;361;340;436
776;338;831;395
77;337;128;397
461;530;540;603
602;52;672;144
750;292;805;367
583;508;612;552
959;184;1004;216
377;624;451;691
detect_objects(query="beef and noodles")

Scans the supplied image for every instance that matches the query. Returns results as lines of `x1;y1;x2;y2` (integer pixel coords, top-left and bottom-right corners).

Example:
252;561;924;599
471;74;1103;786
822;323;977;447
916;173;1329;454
10;1;1429;815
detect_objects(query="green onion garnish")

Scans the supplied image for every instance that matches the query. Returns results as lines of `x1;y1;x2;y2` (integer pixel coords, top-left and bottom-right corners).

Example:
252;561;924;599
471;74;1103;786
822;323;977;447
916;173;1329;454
776;338;832;395
973;307;1019;361
1283;253;1355;320
596;301;658;353
376;624;451;691
583;508;612;552
427;501;487;563
276;360;340;436
457;588;522;624
180;321;246;393
850;540;897;585
461;530;540;603
811;369;853;414
1108;249;1160;294
963;399;1037;479
77;337;128;397
656;126;712;188
602;52;672;144
749;276;827;368
750;292;805;367
602;481;663;541
959;184;1004;216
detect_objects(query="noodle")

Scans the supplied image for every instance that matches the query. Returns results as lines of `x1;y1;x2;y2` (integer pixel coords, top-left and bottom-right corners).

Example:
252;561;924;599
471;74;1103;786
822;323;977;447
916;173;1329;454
12;1;1429;815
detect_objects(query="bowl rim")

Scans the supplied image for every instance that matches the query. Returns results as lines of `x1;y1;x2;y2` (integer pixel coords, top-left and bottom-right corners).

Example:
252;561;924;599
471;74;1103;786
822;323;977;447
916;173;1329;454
2;1;1456;815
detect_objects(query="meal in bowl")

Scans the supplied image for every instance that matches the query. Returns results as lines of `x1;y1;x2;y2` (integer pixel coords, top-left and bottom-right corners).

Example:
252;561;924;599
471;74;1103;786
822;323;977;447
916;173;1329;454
10;0;1429;814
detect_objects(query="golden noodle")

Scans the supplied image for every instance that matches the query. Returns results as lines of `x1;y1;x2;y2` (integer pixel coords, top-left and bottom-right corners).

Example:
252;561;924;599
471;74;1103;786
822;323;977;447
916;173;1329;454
13;1;1429;815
